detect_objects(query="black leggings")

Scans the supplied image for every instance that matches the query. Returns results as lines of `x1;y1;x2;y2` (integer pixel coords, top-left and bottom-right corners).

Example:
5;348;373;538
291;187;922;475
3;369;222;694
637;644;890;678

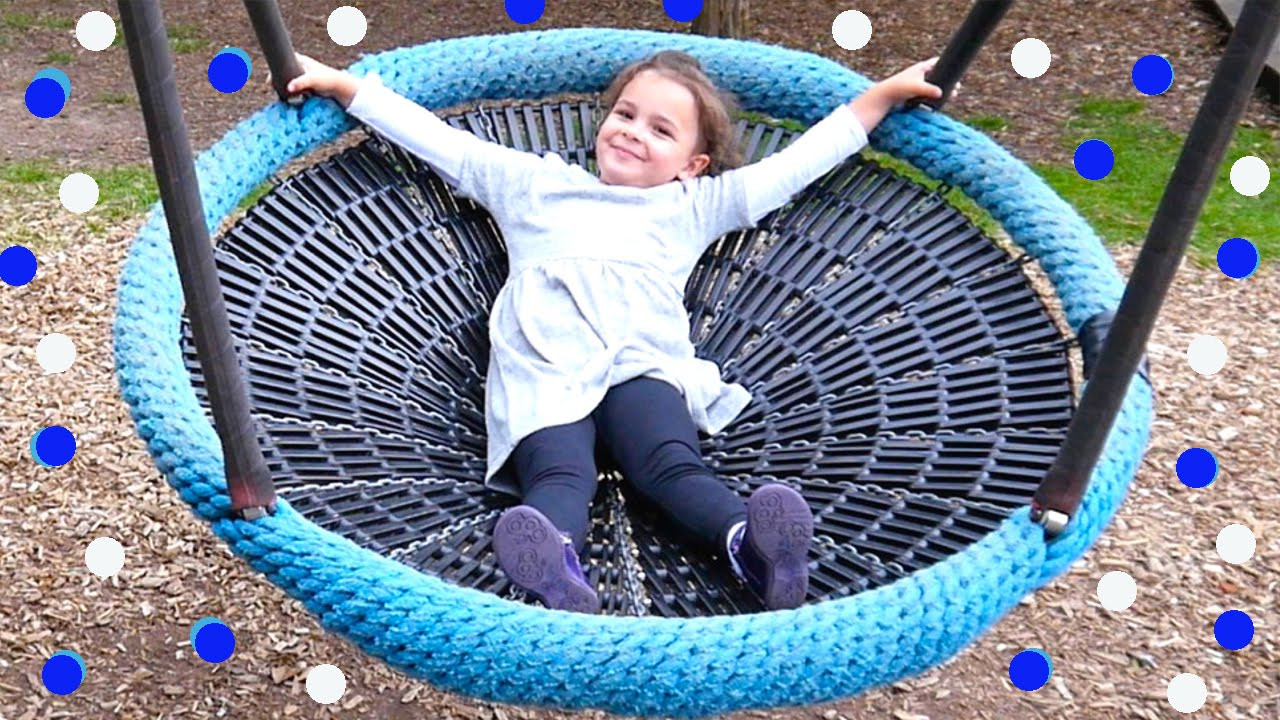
508;377;748;554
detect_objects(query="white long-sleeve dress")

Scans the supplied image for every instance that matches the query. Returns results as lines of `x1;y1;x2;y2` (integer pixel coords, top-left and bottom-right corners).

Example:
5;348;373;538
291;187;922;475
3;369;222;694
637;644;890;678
346;76;869;496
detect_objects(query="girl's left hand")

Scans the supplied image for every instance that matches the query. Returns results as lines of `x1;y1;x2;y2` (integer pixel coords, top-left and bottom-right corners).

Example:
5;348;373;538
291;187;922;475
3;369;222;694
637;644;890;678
847;57;963;133
877;57;947;105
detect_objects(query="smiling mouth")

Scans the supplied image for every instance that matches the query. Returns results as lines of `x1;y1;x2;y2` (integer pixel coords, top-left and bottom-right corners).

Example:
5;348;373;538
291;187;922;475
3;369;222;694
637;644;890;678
613;145;643;161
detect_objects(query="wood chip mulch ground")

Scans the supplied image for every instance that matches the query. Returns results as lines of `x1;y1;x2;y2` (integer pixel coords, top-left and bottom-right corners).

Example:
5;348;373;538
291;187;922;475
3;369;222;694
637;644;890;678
1;1;1277;719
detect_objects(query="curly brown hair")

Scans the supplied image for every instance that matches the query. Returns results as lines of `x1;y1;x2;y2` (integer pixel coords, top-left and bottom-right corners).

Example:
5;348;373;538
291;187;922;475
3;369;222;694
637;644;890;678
596;50;745;177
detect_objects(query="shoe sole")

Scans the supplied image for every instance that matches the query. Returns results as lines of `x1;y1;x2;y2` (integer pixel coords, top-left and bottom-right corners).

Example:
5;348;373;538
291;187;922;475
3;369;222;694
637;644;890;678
493;506;601;615
746;485;813;610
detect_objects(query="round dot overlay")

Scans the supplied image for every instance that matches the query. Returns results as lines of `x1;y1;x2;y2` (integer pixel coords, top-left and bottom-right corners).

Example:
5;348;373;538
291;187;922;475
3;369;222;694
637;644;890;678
1096;571;1137;611
1074;139;1114;180
26;76;67;118
1186;334;1228;375
1;245;38;286
42;651;86;695
208;48;252;93
1175;447;1217;488
36;332;77;374
32;425;77;467
832;10;873;51
664;0;702;23
76;11;117;51
1214;610;1253;651
59;173;100;214
1008;649;1053;691
191;618;236;663
1229;156;1269;197
85;537;125;578
327;6;369;46
1011;38;1052;78
306;664;347;704
1216;524;1255;564
1167;673;1207;713
503;0;545;26
1216;237;1259;279
1132;55;1174;95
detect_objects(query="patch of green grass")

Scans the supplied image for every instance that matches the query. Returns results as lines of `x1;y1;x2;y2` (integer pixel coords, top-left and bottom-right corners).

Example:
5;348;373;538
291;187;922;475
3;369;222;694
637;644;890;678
3;12;74;31
0;159;281;253
2;11;37;30
730;109;1006;239
0;160;159;252
1029;97;1279;266
96;91;136;106
168;23;209;54
1078;97;1145;118
42;50;75;65
736;109;805;133
0;162;60;185
965;113;1009;133
94;165;161;222
861;148;1006;240
237;180;275;212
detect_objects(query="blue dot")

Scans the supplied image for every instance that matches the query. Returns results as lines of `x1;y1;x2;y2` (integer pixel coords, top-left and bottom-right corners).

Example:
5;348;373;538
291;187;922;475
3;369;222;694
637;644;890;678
505;0;544;24
25;77;66;118
32;426;77;467
1214;610;1253;650
208;49;251;94
1074;139;1115;180
1;245;38;286
1132;55;1174;96
33;67;71;97
191;618;235;663
1175;447;1218;488
1216;237;1259;279
1008;648;1053;691
664;0;704;23
42;651;86;695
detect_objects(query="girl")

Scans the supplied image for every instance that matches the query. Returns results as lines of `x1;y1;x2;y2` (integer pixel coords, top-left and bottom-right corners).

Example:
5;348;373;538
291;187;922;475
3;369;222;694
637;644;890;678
287;48;943;615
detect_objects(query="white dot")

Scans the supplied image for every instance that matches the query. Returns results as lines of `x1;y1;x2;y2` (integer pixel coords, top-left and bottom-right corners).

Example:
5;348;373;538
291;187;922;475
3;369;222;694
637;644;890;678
1216;523;1255;564
1186;334;1227;375
305;664;346;704
1011;38;1052;78
1229;156;1269;197
85;537;125;578
76;11;117;52
1096;571;1137;611
327;6;367;47
832;10;873;51
59;173;99;214
1167;673;1207;713
36;333;76;374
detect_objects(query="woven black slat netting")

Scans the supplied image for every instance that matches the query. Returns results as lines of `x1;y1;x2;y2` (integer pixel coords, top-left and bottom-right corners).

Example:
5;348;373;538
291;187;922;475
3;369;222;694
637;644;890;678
180;99;1075;617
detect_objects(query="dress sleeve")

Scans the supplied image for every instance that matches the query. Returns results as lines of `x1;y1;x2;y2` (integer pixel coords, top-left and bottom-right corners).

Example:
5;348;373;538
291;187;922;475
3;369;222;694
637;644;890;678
345;74;545;208
690;103;870;245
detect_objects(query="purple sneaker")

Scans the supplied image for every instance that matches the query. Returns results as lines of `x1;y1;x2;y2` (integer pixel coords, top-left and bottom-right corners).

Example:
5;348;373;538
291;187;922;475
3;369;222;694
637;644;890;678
493;505;600;614
730;484;813;610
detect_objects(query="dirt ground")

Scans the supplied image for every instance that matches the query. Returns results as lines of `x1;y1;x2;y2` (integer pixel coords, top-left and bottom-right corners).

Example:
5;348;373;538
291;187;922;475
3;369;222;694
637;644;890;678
1;1;1278;719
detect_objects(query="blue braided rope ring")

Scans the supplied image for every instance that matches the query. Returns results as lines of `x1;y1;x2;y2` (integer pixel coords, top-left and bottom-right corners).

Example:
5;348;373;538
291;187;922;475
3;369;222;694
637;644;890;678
113;28;1153;718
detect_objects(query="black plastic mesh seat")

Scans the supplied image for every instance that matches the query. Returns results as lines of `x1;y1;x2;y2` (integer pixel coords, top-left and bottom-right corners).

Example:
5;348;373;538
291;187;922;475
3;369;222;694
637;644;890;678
182;98;1075;617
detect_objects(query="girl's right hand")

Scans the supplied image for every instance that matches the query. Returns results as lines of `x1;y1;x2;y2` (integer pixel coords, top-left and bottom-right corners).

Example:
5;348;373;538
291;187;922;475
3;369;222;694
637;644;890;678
281;53;360;107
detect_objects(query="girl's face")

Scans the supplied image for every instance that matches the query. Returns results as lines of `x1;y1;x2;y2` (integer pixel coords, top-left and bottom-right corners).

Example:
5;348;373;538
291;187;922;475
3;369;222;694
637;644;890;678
596;70;711;188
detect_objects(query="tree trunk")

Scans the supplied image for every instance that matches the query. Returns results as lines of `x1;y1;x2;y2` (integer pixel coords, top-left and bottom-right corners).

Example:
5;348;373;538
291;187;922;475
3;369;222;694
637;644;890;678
691;0;750;38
